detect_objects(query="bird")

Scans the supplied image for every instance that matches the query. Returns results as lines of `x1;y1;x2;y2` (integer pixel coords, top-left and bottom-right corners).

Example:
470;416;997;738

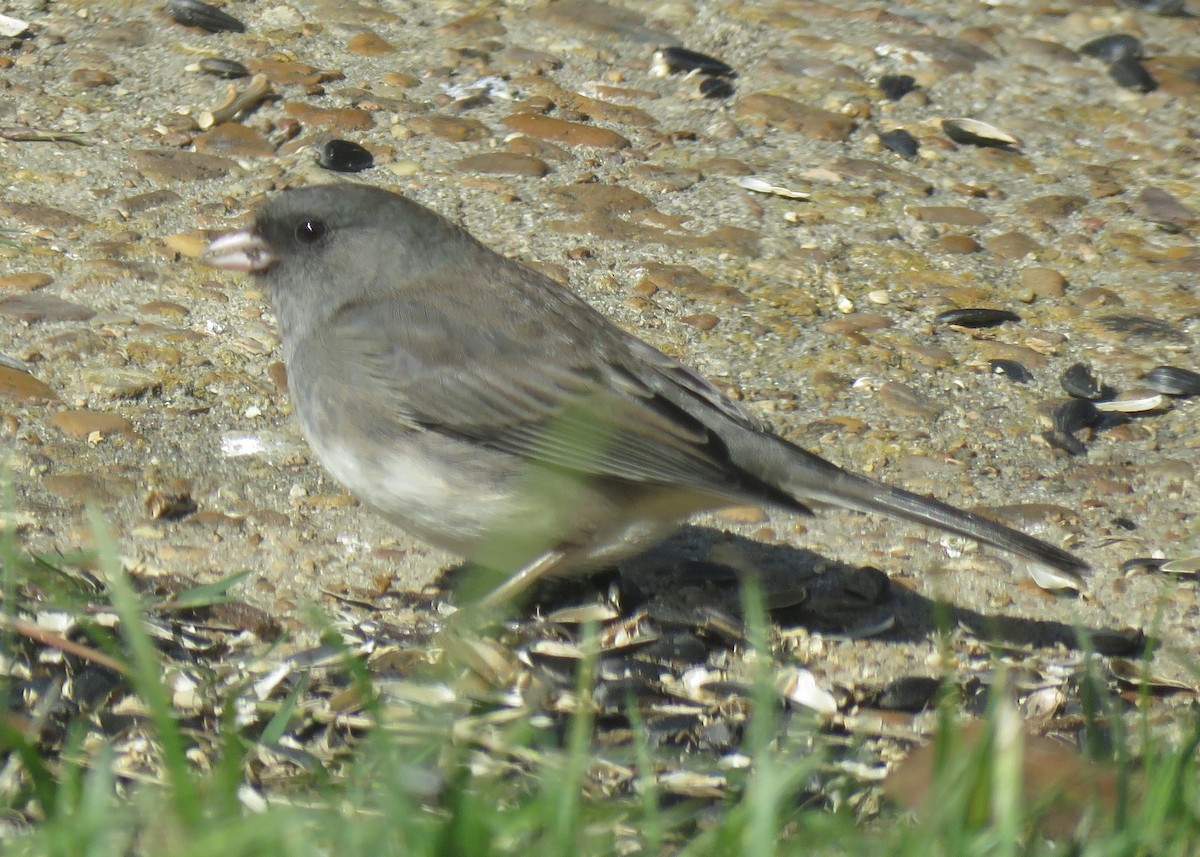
204;183;1087;607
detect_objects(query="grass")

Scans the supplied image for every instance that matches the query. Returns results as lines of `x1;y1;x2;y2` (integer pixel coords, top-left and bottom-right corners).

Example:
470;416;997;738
1;514;1198;856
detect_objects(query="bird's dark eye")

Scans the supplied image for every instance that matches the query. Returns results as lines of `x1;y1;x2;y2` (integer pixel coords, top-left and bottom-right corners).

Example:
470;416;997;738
295;219;328;244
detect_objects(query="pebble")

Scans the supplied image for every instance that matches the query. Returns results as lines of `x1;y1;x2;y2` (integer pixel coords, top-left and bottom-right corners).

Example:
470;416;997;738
79;368;161;400
0;293;95;323
194;123;275;158
1137;187;1195;233
0;365;57;401
43;471;136;504
633;263;747;305
130;149;239;183
454;153;549;177
49;410;135;439
908;206;990;226
877;381;944;422
0;273;52;292
163;233;210;258
284;103;374;132
500;113;629;149
69;68;118;89
985;232;1042;260
0;201;87;231
408;115;490;142
928;234;981;254
116;189;183;217
734;94;856;141
1019;267;1066;299
531;0;674;44
346;31;395;56
1020;195;1086;219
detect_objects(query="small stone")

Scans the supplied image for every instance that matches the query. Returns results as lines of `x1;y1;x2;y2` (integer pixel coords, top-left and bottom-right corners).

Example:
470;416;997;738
49;410;135;439
163;233;210;258
346;30;394;56
0;365;57;401
1020;267;1066;298
0;293;95;323
116;189;183;217
43;471;137;504
193;123;275;158
633;263;746;305
500;113;629;149
382;71;420;88
877;381;944;422
69;68;118;88
679;313;720;330
821;313;893;334
530;1;673;44
408;115;490;142
1020;195;1086;219
699;158;753;176
1137;187;1195;233
908;205;990;226
0;201;88;231
735;94;855;141
129;149;239;183
498;46;562;73
80;368;161;399
0;273;51;292
438;11;506;37
284;103;374;132
454;152;549;177
1009;37;1078;63
928;234;981;254
986;232;1041;260
246;59;332;87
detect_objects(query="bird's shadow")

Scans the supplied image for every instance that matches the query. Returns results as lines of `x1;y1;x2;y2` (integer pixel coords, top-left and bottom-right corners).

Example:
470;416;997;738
435;524;1141;657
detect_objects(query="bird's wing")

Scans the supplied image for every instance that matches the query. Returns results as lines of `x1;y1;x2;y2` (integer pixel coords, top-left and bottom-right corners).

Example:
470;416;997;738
309;294;755;496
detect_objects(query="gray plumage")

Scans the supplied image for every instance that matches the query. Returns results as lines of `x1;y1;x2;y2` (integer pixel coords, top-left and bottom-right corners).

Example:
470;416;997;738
205;183;1087;604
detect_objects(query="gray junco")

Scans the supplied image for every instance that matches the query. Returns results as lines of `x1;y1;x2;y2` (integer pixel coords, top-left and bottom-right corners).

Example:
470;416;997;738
204;183;1087;605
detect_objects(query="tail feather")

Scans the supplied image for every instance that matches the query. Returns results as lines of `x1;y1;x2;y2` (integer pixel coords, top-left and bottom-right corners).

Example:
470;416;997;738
771;443;1088;579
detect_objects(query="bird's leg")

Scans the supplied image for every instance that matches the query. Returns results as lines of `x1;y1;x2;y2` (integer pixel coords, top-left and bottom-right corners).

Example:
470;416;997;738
475;547;571;610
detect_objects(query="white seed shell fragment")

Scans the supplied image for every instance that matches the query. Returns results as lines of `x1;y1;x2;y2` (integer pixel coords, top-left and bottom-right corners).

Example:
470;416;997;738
735;176;811;199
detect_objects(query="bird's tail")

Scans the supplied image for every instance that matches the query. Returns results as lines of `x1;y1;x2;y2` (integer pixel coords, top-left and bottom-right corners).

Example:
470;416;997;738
758;437;1089;580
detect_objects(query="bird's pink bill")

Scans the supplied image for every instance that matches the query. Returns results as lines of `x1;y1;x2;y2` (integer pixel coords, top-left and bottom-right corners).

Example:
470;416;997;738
204;229;279;273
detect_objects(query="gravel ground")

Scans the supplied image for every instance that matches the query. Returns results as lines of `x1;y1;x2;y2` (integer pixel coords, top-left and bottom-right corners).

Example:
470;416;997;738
1;0;1198;729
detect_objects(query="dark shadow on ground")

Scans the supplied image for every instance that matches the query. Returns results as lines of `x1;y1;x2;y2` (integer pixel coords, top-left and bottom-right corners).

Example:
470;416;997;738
432;524;1142;658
